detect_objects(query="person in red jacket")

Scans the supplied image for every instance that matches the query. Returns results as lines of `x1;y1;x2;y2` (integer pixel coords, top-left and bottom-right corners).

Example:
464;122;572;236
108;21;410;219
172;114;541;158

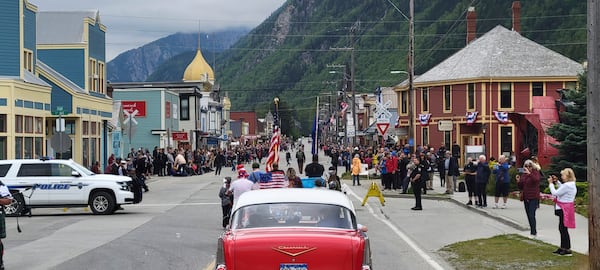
384;152;398;191
516;159;541;239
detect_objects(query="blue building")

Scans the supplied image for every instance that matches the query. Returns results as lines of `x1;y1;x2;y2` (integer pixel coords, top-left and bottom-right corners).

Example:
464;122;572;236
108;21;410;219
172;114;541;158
0;0;113;168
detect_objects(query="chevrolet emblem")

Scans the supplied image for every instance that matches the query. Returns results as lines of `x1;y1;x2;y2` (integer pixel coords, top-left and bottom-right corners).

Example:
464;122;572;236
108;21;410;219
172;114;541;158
272;246;317;257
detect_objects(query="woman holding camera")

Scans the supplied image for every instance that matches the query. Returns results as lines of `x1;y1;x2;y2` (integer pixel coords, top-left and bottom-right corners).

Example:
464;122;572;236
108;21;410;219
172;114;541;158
548;168;577;256
516;159;541;239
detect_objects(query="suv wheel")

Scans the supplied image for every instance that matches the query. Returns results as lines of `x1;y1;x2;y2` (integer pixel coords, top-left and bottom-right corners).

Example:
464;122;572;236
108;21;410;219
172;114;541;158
89;191;116;215
5;192;25;217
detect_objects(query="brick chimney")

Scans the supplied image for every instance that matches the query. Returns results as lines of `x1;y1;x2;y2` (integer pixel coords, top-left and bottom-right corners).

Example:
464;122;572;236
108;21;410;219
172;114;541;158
512;1;521;33
466;7;476;45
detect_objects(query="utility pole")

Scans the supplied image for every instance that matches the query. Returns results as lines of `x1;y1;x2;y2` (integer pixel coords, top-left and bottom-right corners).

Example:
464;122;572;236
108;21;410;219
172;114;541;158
588;0;599;267
350;21;359;148
408;0;415;151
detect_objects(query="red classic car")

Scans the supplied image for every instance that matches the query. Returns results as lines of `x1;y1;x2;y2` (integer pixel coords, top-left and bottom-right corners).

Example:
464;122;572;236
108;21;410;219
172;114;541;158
216;188;372;270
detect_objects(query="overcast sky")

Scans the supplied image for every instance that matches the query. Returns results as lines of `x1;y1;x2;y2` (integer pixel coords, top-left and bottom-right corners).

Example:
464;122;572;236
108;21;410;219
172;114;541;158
33;0;286;61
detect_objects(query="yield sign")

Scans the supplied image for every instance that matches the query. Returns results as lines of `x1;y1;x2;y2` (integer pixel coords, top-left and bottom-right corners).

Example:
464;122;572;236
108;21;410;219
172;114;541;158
376;122;390;136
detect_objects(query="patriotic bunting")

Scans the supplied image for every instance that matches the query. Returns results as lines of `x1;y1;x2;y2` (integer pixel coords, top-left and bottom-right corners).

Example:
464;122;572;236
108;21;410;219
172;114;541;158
466;111;478;125
493;111;509;123
418;114;431;126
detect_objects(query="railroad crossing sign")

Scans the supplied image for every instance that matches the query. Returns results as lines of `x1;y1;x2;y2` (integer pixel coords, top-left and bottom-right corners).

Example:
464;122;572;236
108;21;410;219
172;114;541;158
374;100;392;120
123;109;139;125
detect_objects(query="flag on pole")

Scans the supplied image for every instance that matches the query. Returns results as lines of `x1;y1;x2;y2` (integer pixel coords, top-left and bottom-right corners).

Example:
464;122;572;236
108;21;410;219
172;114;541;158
266;108;280;172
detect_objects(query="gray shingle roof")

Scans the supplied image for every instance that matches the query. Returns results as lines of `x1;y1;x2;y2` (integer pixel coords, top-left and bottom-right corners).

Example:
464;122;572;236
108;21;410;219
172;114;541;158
414;25;584;84
37;11;99;45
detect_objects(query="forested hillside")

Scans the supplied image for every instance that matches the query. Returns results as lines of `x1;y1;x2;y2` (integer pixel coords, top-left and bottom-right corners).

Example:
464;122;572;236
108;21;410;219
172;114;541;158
147;0;587;135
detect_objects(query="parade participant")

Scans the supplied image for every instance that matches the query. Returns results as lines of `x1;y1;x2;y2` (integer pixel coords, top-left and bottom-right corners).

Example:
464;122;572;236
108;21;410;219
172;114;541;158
351;154;362;186
219;177;234;228
286;168;303;188
296;147;306;174
227;169;257;208
305;154;325;178
548;169;577;256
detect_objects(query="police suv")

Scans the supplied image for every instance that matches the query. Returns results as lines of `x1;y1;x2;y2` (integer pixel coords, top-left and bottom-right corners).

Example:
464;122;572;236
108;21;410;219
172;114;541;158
0;159;139;216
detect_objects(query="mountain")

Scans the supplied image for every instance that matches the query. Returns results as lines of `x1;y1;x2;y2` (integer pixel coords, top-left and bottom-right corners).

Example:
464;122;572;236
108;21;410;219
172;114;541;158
107;28;249;82
138;0;587;136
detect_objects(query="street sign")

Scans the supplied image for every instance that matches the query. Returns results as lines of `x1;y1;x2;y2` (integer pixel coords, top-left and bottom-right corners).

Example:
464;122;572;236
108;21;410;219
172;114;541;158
52;106;65;116
50;132;71;153
376;122;390;136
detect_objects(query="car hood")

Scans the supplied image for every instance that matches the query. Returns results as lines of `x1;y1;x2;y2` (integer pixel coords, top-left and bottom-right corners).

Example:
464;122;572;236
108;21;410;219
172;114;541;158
225;228;362;270
85;174;132;182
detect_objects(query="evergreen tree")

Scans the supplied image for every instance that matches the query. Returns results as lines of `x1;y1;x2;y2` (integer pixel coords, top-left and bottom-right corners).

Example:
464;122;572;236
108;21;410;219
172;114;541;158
546;74;587;181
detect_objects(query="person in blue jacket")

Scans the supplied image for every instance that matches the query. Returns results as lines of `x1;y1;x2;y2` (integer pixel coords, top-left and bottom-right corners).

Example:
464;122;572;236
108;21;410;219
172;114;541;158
493;155;511;209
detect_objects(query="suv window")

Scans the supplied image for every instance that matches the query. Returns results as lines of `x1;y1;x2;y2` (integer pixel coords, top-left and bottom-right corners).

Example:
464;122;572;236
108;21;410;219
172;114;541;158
0;164;11;177
18;164;51;176
51;163;74;177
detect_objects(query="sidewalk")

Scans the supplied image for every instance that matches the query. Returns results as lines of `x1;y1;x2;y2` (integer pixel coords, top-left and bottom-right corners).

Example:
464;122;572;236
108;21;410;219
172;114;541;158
370;173;589;254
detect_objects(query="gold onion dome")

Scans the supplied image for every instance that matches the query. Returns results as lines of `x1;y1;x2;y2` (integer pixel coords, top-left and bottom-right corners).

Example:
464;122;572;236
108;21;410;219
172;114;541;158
183;49;215;90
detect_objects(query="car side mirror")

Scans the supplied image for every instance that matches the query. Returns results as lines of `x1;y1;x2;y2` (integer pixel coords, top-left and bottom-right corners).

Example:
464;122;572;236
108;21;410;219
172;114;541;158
71;171;81;177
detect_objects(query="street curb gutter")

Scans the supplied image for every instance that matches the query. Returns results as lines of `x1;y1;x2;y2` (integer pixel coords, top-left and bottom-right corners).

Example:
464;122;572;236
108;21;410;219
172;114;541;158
384;193;529;231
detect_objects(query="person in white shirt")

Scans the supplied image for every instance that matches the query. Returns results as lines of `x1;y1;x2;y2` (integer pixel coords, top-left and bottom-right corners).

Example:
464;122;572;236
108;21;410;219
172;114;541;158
228;169;258;208
548;168;577;256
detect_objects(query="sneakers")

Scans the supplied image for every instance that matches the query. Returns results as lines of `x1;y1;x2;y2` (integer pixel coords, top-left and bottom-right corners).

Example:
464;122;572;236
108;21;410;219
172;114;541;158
501;204;506;209
493;204;499;209
528;234;537;239
553;249;573;256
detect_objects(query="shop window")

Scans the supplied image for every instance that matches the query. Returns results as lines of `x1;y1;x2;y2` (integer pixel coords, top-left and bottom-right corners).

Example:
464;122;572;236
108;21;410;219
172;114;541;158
180;98;190;120
15;115;23;133
15;137;23;159
24;137;33;159
35;137;43;158
0;115;6;133
422;127;429;146
25;116;34;133
35;117;43;134
401;91;408;114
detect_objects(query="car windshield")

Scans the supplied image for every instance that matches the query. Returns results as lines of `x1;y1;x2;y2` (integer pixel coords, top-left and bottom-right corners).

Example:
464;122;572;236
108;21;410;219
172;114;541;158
230;203;356;230
69;160;94;176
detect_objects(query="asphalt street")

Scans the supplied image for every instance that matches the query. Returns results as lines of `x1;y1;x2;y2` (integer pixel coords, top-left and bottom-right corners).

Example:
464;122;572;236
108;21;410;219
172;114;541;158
1;143;531;270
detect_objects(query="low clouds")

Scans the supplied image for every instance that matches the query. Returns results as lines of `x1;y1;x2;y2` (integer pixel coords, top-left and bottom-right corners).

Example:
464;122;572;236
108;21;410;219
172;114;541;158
33;0;285;60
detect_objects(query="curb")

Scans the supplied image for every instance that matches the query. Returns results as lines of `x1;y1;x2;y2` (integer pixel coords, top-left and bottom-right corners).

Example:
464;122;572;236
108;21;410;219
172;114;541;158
382;192;529;231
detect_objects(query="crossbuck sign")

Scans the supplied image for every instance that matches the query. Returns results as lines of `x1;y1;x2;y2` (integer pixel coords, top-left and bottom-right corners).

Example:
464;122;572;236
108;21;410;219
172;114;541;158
123;110;139;125
374;100;392;121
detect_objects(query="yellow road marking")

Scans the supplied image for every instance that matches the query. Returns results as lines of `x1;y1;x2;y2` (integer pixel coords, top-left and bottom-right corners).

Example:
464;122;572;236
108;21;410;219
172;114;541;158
202;259;215;270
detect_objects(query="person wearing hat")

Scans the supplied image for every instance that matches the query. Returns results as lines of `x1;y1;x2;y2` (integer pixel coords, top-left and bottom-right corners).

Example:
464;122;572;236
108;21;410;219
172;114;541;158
219;177;234;228
227;169;257;208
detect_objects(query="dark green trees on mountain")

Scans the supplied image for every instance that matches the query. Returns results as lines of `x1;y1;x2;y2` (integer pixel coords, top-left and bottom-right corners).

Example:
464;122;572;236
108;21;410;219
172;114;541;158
546;74;587;181
135;0;586;135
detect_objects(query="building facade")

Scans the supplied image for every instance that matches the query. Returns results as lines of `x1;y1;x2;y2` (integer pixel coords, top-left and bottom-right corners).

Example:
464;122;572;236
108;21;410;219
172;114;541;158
0;1;112;168
394;11;583;167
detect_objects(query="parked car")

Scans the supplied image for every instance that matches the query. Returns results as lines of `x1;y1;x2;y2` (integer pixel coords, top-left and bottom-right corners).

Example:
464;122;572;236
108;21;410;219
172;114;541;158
0;158;139;216
216;188;372;270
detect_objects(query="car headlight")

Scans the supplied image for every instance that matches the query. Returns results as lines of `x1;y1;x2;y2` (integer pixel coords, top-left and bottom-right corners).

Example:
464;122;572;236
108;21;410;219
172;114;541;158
116;181;130;191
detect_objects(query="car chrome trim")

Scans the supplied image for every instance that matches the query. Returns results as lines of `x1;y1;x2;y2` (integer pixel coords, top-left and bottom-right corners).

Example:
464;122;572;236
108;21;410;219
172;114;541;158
272;246;317;257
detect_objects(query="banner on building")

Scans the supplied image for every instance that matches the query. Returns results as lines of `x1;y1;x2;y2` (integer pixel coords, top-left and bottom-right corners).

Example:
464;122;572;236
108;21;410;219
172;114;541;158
494;111;509;123
418;114;431;126
466;111;478;125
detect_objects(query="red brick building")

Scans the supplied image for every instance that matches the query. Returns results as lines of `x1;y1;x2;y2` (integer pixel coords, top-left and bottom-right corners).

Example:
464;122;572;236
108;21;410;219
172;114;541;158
394;6;583;167
230;111;257;135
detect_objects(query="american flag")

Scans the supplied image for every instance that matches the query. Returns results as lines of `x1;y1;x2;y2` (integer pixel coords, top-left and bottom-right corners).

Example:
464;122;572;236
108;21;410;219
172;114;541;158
266;110;280;172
